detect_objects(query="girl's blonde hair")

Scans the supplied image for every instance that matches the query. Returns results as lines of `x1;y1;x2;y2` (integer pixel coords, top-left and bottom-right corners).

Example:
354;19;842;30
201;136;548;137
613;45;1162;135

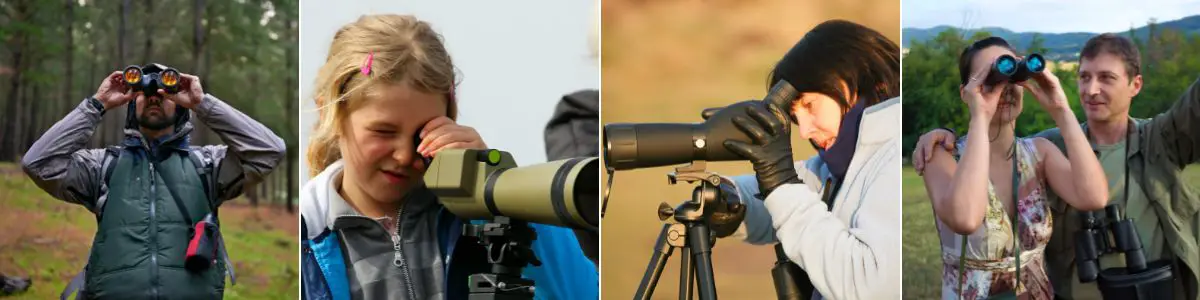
307;14;458;177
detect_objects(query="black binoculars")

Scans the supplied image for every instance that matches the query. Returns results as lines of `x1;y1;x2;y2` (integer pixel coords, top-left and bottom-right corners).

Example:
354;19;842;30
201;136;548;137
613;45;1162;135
123;64;182;95
1075;204;1173;299
985;53;1046;85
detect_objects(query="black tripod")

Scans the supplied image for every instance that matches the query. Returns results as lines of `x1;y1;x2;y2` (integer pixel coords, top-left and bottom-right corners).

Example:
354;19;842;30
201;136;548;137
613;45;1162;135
633;177;720;300
463;216;541;300
631;162;815;300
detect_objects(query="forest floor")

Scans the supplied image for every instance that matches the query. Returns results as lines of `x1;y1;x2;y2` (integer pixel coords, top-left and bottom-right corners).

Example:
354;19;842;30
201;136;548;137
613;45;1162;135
0;163;298;299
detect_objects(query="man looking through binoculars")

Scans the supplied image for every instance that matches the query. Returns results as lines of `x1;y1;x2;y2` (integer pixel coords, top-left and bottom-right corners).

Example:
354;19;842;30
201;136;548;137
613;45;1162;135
912;33;1200;300
20;63;287;299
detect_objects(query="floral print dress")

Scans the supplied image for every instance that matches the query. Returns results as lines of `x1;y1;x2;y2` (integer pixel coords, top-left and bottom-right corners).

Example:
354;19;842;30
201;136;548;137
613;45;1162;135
935;138;1055;300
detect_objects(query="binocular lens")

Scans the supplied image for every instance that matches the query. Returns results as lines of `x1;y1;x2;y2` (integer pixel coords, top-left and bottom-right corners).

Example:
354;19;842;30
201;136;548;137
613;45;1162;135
995;55;1018;75
987;53;1046;84
1025;54;1046;73
123;67;142;85
161;70;180;88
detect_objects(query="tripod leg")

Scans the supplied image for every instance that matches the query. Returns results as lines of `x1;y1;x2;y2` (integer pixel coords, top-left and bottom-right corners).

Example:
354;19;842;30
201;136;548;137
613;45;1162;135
688;250;697;300
635;224;675;300
679;246;692;300
687;223;718;300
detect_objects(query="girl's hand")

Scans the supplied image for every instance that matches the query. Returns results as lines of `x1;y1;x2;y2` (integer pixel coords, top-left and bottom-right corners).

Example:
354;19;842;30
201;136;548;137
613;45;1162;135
417;116;487;157
1018;67;1071;117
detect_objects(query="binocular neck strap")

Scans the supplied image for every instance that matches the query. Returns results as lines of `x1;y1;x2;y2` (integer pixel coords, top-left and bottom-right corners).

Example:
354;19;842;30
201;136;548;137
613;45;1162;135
956;140;1023;299
1012;146;1021;294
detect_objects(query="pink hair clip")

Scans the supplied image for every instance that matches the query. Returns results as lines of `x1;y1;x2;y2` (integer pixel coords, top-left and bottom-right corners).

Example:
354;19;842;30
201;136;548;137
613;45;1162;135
361;52;374;76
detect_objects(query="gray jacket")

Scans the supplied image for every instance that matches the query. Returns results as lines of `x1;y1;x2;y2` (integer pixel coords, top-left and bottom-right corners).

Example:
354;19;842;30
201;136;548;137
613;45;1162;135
301;160;449;300
21;94;286;212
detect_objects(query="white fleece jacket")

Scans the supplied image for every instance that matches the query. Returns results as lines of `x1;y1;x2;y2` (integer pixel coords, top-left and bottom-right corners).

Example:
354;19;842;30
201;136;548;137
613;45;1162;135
726;97;902;300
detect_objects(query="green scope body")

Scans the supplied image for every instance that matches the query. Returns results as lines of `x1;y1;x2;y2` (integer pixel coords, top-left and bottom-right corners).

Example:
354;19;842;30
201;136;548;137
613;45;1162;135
423;149;599;231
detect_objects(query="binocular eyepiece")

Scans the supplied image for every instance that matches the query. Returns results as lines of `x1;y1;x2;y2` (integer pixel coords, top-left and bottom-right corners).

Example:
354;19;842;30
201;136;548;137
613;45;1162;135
123;64;182;95
1076;204;1144;282
986;53;1046;85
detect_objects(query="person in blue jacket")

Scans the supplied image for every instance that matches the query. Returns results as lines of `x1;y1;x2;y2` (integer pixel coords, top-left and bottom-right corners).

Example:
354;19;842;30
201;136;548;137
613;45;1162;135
299;14;596;300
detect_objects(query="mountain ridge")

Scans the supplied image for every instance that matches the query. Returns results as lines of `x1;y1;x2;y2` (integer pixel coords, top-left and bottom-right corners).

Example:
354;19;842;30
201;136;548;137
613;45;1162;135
903;15;1200;60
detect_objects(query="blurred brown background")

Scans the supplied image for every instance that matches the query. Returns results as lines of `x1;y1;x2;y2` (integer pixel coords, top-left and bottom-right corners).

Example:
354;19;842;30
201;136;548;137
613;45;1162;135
600;0;899;298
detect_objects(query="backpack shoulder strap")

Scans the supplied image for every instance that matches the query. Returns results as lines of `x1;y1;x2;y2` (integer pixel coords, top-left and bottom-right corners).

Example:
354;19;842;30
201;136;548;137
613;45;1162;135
102;146;121;183
187;149;218;211
95;146;123;219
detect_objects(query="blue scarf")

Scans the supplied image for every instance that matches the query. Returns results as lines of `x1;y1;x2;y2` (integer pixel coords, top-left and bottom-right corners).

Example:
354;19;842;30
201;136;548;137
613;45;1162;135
816;101;866;183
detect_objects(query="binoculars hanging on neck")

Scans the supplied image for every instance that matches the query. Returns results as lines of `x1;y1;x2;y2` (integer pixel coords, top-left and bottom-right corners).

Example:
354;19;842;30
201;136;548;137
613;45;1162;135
1075;204;1174;299
123;64;182;95
986;54;1046;85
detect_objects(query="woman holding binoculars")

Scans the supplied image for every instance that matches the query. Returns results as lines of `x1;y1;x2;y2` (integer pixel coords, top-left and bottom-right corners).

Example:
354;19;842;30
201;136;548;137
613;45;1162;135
919;37;1109;299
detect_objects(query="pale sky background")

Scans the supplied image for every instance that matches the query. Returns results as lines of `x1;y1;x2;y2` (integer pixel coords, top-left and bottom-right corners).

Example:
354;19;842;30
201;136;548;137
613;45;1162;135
299;1;598;185
904;0;1200;33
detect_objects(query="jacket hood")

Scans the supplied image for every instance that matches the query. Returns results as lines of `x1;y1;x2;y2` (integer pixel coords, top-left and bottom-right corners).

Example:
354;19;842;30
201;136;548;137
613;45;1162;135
123;63;192;133
125;98;192;132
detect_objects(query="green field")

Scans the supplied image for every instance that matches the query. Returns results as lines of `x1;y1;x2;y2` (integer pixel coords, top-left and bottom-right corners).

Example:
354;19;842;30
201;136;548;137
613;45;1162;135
0;163;298;299
901;165;1200;299
900;166;943;299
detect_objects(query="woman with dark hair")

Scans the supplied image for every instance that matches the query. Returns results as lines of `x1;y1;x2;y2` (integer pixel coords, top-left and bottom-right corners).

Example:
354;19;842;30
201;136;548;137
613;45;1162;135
717;20;903;299
919;37;1107;299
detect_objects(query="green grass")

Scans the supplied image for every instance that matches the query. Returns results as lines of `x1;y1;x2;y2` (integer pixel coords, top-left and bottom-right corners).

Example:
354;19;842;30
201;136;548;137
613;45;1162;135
902;165;1200;299
0;163;298;299
901;166;943;299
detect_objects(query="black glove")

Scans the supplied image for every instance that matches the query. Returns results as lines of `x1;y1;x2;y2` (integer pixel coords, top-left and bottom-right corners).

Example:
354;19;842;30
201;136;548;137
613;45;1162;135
722;103;801;199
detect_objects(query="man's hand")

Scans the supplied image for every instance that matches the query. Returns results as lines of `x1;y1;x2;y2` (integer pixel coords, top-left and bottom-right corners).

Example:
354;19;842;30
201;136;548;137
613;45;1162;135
911;129;957;175
723;103;801;198
93;71;135;110
160;73;205;109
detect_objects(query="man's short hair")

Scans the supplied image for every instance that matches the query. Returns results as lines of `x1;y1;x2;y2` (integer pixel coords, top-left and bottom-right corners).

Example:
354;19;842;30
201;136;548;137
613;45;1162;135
1080;33;1141;81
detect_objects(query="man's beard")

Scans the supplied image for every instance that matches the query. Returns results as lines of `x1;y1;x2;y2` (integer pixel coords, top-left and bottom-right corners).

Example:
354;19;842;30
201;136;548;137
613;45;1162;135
139;104;173;131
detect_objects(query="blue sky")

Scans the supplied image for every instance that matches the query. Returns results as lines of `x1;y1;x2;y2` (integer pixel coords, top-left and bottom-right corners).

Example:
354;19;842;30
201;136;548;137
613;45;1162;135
904;0;1200;33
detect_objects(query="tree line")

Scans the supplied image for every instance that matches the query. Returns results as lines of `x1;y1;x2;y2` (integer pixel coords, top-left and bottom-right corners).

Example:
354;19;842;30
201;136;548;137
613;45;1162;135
0;0;299;211
902;21;1200;159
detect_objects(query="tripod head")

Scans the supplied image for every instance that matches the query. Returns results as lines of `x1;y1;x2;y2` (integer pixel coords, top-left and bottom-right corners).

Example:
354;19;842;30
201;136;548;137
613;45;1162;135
659;161;746;238
462;216;541;300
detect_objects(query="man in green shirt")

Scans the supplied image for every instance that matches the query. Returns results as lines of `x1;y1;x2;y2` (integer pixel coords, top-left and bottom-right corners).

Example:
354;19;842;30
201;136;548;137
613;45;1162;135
912;33;1200;299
